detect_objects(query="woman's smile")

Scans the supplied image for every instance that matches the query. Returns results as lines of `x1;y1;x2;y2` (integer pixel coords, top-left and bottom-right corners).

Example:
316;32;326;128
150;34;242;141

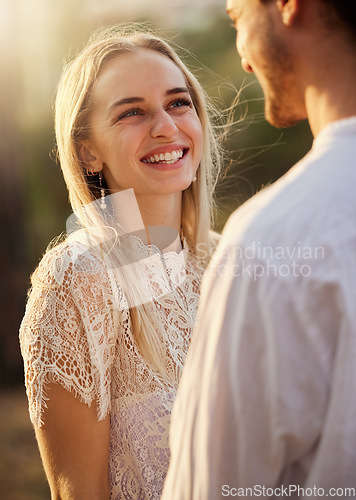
141;146;188;169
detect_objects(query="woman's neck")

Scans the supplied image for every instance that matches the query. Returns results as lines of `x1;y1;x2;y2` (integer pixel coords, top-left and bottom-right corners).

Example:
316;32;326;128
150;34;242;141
137;192;183;253
109;189;183;253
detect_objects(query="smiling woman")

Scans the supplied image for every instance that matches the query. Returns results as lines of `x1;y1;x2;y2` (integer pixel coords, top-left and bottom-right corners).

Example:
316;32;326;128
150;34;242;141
19;25;222;499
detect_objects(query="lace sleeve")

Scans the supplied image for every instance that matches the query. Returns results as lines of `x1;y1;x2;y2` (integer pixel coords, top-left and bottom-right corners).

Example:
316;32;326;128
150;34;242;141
19;242;116;427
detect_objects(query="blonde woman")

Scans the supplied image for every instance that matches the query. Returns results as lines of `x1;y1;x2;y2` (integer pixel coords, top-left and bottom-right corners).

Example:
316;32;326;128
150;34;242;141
20;26;221;499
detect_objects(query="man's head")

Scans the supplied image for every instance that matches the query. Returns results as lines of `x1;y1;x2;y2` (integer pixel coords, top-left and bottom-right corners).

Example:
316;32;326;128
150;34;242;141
226;0;307;128
227;0;356;129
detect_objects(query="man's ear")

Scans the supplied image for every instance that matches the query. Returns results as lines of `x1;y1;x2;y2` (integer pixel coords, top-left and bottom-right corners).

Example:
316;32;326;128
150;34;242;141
78;142;102;173
277;0;300;26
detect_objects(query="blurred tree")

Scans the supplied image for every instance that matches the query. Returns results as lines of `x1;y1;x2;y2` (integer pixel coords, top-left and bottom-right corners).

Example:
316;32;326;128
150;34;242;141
0;2;30;385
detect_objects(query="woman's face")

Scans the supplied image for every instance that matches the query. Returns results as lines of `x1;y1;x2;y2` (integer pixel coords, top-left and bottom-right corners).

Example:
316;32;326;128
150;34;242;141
83;49;203;198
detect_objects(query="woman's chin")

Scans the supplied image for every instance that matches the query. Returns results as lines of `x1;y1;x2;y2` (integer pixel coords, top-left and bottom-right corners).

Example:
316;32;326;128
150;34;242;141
147;176;196;195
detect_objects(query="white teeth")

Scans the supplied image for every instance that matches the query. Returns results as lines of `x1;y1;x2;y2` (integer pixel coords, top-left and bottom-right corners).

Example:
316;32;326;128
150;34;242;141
142;149;185;164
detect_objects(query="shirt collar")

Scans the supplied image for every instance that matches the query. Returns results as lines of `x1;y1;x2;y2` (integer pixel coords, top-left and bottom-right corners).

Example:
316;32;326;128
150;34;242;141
314;116;356;149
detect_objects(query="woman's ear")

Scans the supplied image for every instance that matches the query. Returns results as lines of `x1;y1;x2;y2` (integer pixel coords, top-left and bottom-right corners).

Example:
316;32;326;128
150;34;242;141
277;0;300;26
78;142;103;174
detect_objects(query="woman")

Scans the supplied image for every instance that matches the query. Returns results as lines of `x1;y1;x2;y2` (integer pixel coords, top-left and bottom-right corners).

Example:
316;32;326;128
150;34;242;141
20;26;222;499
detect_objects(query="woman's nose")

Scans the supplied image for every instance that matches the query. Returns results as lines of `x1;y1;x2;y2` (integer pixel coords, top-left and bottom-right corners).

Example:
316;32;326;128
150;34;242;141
150;110;179;138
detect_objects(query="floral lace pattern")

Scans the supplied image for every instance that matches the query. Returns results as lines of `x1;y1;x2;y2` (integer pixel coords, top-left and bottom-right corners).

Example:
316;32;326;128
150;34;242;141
20;236;206;499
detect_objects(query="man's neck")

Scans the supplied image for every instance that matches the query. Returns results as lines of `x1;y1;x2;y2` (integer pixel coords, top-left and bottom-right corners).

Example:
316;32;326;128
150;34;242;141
305;81;356;137
303;39;356;137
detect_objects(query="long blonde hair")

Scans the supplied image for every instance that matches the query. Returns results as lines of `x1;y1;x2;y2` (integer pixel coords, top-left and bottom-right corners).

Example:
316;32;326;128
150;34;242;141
51;25;222;378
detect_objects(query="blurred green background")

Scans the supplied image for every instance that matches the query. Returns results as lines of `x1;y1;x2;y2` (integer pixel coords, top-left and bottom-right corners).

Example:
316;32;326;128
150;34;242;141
0;0;312;497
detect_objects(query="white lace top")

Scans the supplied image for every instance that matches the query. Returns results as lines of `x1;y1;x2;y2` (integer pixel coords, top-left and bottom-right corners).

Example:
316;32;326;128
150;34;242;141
19;234;207;499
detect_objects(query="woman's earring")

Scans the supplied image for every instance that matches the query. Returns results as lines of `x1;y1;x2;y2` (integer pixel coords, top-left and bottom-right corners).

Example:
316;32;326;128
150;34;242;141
99;171;106;210
192;176;197;182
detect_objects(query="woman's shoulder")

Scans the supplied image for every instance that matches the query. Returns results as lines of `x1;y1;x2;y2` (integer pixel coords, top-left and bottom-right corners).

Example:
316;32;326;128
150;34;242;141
34;237;108;288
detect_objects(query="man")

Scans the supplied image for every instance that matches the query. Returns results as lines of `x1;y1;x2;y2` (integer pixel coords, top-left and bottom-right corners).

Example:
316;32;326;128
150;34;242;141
162;0;356;498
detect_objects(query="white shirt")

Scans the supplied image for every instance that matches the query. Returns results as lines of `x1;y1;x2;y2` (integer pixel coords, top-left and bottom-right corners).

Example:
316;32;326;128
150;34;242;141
162;117;356;499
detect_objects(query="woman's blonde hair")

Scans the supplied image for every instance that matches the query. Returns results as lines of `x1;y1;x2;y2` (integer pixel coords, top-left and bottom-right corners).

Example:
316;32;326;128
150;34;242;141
51;25;222;378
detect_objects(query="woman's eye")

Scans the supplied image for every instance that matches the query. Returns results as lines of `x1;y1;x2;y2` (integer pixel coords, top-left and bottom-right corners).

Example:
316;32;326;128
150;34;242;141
170;98;193;109
117;108;143;121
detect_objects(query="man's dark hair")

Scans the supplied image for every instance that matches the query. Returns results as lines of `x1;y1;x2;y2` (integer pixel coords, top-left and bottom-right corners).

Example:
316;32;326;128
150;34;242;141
320;1;356;39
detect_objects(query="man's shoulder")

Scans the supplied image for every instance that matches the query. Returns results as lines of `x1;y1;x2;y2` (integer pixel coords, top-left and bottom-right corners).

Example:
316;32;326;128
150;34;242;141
221;142;356;250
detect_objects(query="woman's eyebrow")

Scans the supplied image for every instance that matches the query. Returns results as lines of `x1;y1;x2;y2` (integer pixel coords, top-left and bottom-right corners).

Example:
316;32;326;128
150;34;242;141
107;87;190;117
166;87;190;96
